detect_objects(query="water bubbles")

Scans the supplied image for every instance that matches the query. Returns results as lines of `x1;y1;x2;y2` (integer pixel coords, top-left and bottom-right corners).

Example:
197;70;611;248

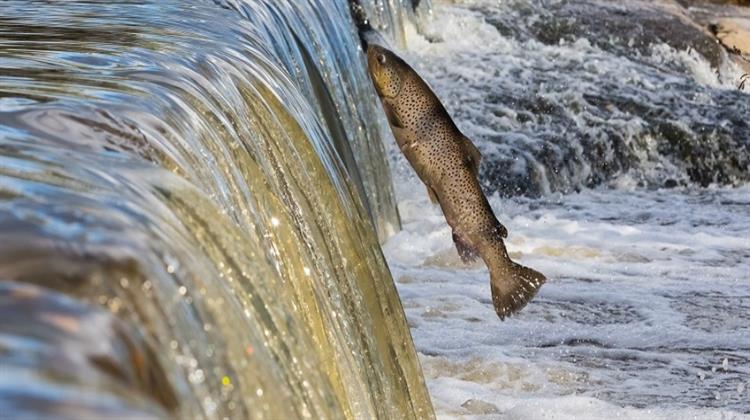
203;396;217;415
190;369;205;384
119;277;129;288
107;297;122;313
271;217;280;227
164;254;179;274
178;286;188;296
256;388;264;397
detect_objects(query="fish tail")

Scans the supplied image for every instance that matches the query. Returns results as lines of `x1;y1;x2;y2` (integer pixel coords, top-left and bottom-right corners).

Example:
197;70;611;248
485;243;546;320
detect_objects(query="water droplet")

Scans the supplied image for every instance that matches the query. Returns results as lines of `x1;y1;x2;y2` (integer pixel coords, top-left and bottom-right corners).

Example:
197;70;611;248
190;369;205;384
107;297;122;313
256;388;264;397
303;267;311;276
271;217;280;227
203;396;217;414
179;286;187;296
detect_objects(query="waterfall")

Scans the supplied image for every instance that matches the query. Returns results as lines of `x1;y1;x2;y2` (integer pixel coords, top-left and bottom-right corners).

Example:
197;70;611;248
0;1;433;418
353;0;431;47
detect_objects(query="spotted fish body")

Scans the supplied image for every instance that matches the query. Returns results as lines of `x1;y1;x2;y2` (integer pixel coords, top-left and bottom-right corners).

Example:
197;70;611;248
367;44;546;319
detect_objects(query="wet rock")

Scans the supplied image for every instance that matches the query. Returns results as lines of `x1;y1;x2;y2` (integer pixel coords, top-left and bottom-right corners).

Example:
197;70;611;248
664;178;679;188
461;399;501;415
678;0;750;6
717;19;750;46
526;0;725;68
682;2;750;74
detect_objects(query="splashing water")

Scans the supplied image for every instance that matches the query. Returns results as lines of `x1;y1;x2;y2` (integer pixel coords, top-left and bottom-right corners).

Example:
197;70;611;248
383;0;750;418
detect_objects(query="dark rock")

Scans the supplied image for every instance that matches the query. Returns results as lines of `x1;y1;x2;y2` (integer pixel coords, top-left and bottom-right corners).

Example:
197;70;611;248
664;178;679;187
527;0;725;68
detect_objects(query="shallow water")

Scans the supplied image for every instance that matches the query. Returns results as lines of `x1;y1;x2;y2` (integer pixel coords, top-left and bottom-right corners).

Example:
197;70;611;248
384;1;750;418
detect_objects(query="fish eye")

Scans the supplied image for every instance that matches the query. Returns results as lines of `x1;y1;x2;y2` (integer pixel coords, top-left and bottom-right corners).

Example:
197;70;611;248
377;54;386;65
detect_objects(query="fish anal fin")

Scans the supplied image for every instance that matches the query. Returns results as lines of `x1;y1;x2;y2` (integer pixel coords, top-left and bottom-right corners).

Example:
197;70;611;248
462;136;482;177
452;233;479;263
426;185;439;204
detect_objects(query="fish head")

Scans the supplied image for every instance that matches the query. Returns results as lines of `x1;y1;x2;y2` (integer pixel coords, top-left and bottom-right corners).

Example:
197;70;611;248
367;44;405;99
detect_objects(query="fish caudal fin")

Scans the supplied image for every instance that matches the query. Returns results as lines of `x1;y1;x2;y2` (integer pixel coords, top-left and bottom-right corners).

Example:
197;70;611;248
489;260;546;320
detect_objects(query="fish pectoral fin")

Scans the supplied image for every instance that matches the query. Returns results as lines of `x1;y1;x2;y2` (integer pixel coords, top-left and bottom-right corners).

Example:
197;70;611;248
452;233;479;263
461;136;482;177
495;223;508;239
426;185;439;204
384;102;405;128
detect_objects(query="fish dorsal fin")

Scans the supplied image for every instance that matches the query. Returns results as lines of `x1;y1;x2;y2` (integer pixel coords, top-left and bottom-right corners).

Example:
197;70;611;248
462;136;482;177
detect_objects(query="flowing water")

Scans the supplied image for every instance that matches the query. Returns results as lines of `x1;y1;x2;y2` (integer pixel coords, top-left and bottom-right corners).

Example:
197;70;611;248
383;0;750;418
0;1;433;418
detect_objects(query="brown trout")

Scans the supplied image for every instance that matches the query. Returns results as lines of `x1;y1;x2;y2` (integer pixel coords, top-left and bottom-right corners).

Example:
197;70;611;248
367;44;546;319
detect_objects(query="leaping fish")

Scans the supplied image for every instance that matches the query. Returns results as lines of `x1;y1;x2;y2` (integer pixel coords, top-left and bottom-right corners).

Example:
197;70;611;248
367;44;546;319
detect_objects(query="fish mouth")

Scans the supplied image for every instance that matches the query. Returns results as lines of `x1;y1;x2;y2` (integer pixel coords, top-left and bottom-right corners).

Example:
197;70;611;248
365;45;381;74
366;46;385;98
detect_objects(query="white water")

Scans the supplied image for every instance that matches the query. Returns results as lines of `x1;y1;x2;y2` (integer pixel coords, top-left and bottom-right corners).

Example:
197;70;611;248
384;1;750;418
